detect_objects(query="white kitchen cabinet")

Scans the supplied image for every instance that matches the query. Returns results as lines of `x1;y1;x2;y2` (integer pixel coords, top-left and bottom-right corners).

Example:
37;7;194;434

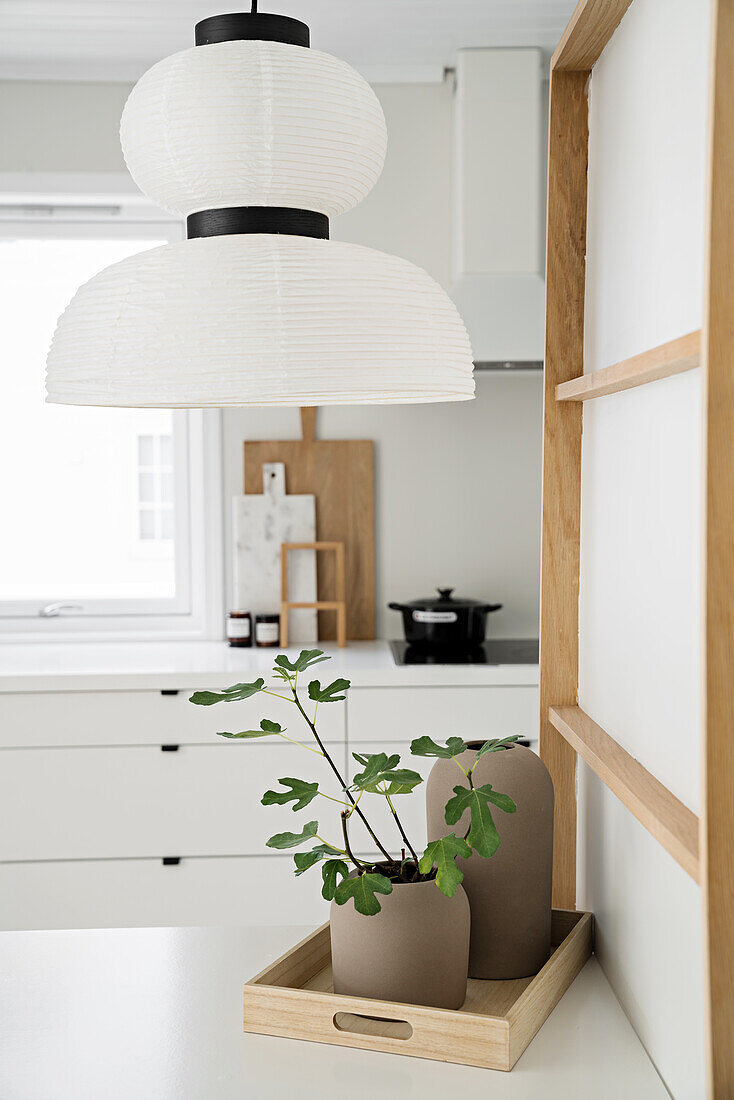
347;685;537;743
0;741;346;862
0;687;345;748
0;647;538;930
0;855;328;931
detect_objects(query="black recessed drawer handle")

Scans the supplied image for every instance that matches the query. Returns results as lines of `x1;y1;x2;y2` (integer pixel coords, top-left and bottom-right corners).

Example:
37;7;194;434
160;689;180;696
161;744;180;752
162;857;181;866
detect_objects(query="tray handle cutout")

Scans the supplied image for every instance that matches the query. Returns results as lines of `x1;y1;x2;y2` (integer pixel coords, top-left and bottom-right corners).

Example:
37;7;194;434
333;1012;413;1041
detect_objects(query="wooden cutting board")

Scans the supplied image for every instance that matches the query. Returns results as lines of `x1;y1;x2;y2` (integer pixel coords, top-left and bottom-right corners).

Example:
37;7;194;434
244;409;374;641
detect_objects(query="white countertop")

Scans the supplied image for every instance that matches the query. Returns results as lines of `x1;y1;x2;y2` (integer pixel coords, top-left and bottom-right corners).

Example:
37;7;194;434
0;924;666;1099
0;640;539;692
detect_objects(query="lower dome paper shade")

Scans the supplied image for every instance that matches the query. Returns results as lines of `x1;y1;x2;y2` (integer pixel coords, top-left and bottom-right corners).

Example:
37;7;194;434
45;234;475;407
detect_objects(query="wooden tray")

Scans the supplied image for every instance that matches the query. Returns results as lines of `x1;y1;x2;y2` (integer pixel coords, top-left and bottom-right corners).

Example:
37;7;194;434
243;909;593;1071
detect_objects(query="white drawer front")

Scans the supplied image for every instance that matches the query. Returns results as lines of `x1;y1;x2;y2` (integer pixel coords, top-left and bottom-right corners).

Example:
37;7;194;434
0;855;328;931
347;686;538;743
0;688;345;748
0;741;348;861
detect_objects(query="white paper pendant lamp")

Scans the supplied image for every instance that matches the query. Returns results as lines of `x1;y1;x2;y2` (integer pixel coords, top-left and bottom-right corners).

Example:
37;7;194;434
119;40;388;219
46;235;474;407
46;8;475;408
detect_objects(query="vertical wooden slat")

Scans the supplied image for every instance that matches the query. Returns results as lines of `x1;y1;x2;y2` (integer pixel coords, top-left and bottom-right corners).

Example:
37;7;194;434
701;1;734;1094
539;68;589;909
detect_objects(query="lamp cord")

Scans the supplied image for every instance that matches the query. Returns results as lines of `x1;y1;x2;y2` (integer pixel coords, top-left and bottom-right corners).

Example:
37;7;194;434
251;0;257;11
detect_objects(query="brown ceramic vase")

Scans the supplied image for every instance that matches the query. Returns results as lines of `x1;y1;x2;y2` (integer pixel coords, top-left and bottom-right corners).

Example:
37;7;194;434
330;877;470;1009
426;742;553;979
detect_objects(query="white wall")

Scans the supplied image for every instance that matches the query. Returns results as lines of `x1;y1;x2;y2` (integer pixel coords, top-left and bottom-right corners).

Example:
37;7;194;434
0;78;544;639
577;1;709;1096
224;80;542;638
0;82;129;173
223;375;542;639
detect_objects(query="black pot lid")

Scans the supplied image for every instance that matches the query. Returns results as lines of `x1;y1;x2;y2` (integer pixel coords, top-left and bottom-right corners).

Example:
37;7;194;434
399;588;489;611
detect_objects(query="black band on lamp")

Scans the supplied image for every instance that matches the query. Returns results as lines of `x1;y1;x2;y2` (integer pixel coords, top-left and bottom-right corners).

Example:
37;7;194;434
195;13;310;48
186;207;330;240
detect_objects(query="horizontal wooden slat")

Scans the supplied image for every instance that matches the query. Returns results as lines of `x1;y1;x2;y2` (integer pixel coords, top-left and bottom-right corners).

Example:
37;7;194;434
552;0;635;71
555;330;701;402
282;601;342;610
549;705;700;882
556;334;699;404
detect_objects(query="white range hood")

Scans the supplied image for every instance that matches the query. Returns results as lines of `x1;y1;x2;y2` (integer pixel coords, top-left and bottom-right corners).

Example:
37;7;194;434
451;48;546;366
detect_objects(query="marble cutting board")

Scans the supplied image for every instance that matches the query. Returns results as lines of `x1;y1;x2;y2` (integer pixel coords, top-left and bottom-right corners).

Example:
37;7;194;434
233;462;317;644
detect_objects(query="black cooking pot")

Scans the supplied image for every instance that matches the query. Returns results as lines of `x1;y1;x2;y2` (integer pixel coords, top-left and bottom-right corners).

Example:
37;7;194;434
388;588;503;649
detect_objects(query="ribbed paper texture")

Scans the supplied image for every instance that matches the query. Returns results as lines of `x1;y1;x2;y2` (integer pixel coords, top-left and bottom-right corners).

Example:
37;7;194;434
46;235;475;407
120;40;387;218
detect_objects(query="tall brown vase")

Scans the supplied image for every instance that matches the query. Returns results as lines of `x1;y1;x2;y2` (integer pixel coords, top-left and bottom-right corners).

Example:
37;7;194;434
330;878;470;1008
426;743;553;979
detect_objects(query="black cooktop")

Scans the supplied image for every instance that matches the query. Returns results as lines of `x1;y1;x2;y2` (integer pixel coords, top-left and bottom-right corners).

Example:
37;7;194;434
390;639;539;666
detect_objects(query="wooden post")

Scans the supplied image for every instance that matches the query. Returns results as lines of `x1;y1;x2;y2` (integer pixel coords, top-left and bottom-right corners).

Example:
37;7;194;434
538;68;589;910
299;407;317;443
700;0;734;1092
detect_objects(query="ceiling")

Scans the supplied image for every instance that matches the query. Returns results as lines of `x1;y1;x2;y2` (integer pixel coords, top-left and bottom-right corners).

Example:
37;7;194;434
0;0;576;83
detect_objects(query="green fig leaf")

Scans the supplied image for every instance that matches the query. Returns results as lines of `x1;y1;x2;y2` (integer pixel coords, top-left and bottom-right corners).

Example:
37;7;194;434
260;719;283;733
308;678;351;703
333;872;393;916
266;820;319;850
292;849;324;875
410;735;467;759
189;679;265;706
444;783;516;858
293;844;342;874
292;843;342;876
217;730;270;740
419;833;472;897
261;777;319;812
474;735;521;759
321;859;349;900
378;769;424;796
217;718;283;740
274;650;331;674
350;751;400;791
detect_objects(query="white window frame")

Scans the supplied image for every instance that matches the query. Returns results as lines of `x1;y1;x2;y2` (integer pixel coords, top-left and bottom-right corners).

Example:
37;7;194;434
0;199;224;641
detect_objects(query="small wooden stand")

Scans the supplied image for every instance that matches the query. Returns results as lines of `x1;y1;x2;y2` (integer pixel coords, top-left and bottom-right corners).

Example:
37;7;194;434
281;541;347;648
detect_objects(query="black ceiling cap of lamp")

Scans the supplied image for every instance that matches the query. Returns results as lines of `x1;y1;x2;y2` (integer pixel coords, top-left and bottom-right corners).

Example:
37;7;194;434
195;4;310;48
187;206;329;240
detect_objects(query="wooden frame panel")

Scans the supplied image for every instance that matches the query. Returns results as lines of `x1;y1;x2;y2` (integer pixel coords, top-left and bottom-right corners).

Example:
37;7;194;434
700;0;734;1091
552;1;636;70
556;330;701;401
542;0;733;1093
549;706;700;881
538;67;587;910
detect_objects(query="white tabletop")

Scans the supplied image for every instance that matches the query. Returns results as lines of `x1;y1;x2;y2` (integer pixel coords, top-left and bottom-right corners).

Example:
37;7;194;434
0;924;666;1099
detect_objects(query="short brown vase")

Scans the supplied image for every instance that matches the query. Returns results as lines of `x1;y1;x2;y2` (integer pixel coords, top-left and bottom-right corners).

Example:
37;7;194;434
330;878;470;1009
426;743;554;980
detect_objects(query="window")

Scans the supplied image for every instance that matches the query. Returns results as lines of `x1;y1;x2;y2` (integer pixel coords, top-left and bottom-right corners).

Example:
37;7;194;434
0;211;222;637
136;433;175;546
